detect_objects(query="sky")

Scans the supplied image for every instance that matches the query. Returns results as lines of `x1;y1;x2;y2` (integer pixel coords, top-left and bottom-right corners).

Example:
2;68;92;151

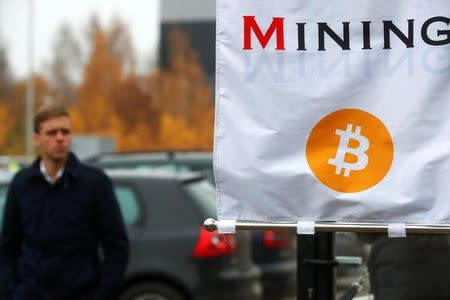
0;0;160;78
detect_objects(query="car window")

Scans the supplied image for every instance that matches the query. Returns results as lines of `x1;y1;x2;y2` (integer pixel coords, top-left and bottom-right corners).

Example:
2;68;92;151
0;185;7;225
184;164;215;186
0;183;140;227
182;179;216;218
198;168;214;186
113;185;140;225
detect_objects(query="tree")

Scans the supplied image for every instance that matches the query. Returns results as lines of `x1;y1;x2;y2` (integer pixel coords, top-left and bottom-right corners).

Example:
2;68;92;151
0;103;14;149
1;75;49;154
149;28;215;150
107;17;136;75
0;42;14;149
112;74;159;130
47;24;81;104
158;113;201;150
0;40;13;102
110;73;161;151
84;15;102;54
71;26;122;135
66;17;214;151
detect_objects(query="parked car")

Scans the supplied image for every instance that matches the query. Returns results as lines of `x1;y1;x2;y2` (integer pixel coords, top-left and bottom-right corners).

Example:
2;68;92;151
85;151;369;298
251;230;297;299
84;151;297;299
0;169;262;300
84;151;215;185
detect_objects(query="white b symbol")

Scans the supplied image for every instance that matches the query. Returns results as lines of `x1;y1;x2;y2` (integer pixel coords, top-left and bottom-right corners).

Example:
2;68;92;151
328;124;369;177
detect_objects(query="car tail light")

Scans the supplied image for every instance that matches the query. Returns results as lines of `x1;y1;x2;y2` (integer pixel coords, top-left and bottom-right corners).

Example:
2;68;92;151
193;227;237;258
263;230;292;249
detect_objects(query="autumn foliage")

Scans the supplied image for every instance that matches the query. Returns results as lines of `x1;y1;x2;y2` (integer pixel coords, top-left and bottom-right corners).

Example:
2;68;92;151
0;20;215;154
0;75;48;154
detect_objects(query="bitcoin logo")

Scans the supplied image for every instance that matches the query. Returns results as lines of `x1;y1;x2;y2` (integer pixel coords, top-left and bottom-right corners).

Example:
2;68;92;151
328;124;369;177
306;109;394;193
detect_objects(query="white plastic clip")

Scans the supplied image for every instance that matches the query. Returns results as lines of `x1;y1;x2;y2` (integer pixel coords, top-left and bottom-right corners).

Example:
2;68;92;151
217;220;237;234
388;223;407;238
297;221;316;235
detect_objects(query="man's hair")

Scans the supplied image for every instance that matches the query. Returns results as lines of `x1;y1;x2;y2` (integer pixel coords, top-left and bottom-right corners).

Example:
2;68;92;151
33;104;70;133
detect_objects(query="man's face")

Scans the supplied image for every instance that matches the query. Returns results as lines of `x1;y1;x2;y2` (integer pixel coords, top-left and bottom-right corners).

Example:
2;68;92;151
33;116;72;162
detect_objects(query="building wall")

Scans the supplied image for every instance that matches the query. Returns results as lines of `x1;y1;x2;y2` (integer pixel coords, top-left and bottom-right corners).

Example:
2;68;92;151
161;0;215;22
159;0;216;82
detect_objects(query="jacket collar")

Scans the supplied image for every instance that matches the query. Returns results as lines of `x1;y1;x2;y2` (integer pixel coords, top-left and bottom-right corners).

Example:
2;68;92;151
30;152;81;180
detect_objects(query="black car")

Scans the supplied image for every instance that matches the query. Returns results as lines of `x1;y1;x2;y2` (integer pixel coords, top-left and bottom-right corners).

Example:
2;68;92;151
85;151;297;300
0;170;262;300
86;152;368;298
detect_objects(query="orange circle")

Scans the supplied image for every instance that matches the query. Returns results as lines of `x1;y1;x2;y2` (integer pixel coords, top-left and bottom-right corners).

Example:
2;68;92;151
306;109;394;193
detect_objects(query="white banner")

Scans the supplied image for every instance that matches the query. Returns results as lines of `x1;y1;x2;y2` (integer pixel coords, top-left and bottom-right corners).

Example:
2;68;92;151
214;0;450;223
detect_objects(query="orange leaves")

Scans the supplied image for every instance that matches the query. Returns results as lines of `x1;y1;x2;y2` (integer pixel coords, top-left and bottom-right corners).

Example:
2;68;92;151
149;28;215;150
72;25;215;151
73;27;124;138
0;21;215;153
0;103;14;147
0;75;49;154
158;113;201;151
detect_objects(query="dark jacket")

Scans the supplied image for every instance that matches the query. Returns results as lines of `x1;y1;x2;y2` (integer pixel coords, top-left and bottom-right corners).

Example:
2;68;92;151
0;153;129;300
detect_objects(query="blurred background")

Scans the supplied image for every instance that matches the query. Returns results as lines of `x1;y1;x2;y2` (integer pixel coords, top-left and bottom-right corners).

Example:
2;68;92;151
0;0;216;158
0;2;374;299
2;2;449;300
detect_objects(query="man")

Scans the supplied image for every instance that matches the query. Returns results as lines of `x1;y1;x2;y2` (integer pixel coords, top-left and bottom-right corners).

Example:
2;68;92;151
0;104;129;300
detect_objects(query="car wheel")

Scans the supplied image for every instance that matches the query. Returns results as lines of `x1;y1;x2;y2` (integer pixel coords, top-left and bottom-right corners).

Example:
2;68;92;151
119;281;185;300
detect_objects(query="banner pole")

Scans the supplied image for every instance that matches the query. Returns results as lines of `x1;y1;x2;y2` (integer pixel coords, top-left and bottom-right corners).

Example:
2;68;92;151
205;218;450;299
204;219;450;233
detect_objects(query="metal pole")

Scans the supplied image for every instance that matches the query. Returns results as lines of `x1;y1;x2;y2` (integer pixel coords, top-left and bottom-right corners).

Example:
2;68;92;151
203;218;450;234
26;0;34;157
315;232;336;300
297;232;337;300
297;234;316;300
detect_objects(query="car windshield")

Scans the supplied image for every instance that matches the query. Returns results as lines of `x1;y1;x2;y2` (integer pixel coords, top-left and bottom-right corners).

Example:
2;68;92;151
182;179;216;218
